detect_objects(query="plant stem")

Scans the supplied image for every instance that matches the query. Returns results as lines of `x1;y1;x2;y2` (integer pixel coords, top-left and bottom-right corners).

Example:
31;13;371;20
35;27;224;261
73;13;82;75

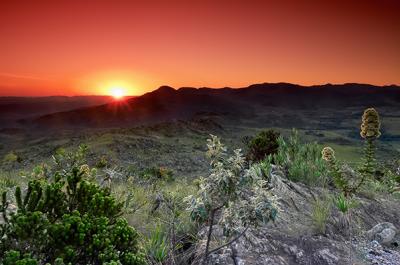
202;209;216;265
208;226;249;255
349;210;353;265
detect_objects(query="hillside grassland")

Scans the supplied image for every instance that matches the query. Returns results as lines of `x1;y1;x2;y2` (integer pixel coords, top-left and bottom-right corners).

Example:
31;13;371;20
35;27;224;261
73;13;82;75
1;105;400;178
1;86;400;264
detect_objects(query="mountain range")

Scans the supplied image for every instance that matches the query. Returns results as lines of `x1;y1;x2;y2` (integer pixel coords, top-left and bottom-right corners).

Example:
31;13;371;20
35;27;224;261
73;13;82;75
33;83;399;129
1;83;399;130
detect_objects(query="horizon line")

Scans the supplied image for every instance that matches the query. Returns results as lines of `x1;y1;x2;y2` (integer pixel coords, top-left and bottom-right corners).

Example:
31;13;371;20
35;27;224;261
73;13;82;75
0;81;399;97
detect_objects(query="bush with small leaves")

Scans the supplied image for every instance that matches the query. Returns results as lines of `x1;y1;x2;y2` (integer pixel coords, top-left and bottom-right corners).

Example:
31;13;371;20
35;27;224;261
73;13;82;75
0;149;145;265
2;250;38;265
186;135;278;264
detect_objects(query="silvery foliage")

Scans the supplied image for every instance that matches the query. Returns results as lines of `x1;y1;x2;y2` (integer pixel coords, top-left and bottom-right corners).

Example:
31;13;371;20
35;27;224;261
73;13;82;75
186;135;278;236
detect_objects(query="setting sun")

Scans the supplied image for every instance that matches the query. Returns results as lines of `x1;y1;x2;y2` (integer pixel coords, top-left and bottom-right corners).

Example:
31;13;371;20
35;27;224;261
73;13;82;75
110;87;125;99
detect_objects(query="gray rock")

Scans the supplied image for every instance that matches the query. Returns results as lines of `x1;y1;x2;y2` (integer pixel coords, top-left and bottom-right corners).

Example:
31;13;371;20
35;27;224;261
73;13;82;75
367;222;398;245
364;240;400;265
315;248;339;265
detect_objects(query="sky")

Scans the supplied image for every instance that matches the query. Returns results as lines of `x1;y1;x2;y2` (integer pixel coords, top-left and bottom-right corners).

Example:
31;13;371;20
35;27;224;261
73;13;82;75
0;0;399;96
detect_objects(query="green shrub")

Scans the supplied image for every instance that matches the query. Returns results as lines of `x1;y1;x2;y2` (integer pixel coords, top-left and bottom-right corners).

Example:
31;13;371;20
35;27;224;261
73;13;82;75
0;150;145;265
2;250;38;265
274;129;328;186
245;129;280;162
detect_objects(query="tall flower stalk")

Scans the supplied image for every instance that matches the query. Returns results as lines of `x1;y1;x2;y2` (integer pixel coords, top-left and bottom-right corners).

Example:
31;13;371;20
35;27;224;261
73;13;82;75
359;108;381;179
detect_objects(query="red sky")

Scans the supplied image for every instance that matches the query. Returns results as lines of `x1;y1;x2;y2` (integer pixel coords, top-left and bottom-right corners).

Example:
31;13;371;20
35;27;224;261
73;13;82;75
0;0;399;96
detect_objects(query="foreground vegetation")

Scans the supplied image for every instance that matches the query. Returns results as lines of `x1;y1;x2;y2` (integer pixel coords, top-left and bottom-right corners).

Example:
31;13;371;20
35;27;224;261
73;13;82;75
1;107;400;264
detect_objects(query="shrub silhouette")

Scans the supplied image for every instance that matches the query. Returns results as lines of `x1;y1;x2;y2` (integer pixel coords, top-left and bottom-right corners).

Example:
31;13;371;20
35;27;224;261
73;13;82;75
0;155;145;264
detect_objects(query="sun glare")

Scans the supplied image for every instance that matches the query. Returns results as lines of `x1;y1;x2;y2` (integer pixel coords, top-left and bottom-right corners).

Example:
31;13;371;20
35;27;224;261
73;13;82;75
110;87;125;100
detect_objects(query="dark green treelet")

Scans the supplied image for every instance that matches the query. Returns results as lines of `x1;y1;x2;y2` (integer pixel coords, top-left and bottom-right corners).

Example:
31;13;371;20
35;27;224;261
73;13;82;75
0;151;145;265
245;129;280;163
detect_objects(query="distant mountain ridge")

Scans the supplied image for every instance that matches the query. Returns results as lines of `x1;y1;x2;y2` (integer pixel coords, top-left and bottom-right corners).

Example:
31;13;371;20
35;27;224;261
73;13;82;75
26;83;400;129
0;96;115;128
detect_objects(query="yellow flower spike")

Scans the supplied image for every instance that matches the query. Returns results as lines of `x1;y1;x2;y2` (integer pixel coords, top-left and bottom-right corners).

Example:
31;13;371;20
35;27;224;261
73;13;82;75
321;146;335;162
360;108;381;139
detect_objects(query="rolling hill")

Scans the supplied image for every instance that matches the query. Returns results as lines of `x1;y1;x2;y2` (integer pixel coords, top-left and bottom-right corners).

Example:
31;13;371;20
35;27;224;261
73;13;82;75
0;96;115;128
33;83;400;129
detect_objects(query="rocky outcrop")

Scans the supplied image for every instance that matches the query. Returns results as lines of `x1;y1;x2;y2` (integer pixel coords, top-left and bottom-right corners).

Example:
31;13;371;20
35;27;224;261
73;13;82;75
198;166;400;265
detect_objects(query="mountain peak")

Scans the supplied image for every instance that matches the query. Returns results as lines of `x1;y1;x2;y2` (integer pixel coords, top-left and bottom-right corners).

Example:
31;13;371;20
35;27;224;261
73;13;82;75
156;86;175;93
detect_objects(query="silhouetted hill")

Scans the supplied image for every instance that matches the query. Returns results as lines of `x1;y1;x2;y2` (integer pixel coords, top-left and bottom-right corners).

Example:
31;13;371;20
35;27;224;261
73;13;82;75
0;96;115;128
32;83;400;129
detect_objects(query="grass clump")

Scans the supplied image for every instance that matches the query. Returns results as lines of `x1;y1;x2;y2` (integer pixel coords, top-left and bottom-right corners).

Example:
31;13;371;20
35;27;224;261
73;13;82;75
121;169;197;264
145;224;169;264
311;196;331;234
0;174;19;194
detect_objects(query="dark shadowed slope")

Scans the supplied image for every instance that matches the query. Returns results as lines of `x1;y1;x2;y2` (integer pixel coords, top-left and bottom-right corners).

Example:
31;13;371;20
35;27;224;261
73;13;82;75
33;83;400;129
0;96;116;128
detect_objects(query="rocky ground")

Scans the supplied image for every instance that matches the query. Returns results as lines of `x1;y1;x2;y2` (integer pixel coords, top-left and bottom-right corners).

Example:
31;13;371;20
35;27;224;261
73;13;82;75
199;166;400;265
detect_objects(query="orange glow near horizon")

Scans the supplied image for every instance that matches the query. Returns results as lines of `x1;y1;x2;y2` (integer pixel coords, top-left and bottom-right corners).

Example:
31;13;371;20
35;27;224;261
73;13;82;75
0;0;399;96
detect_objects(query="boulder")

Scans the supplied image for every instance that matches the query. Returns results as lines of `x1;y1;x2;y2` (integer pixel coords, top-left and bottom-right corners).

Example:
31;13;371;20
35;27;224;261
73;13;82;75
314;248;339;265
367;222;398;245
